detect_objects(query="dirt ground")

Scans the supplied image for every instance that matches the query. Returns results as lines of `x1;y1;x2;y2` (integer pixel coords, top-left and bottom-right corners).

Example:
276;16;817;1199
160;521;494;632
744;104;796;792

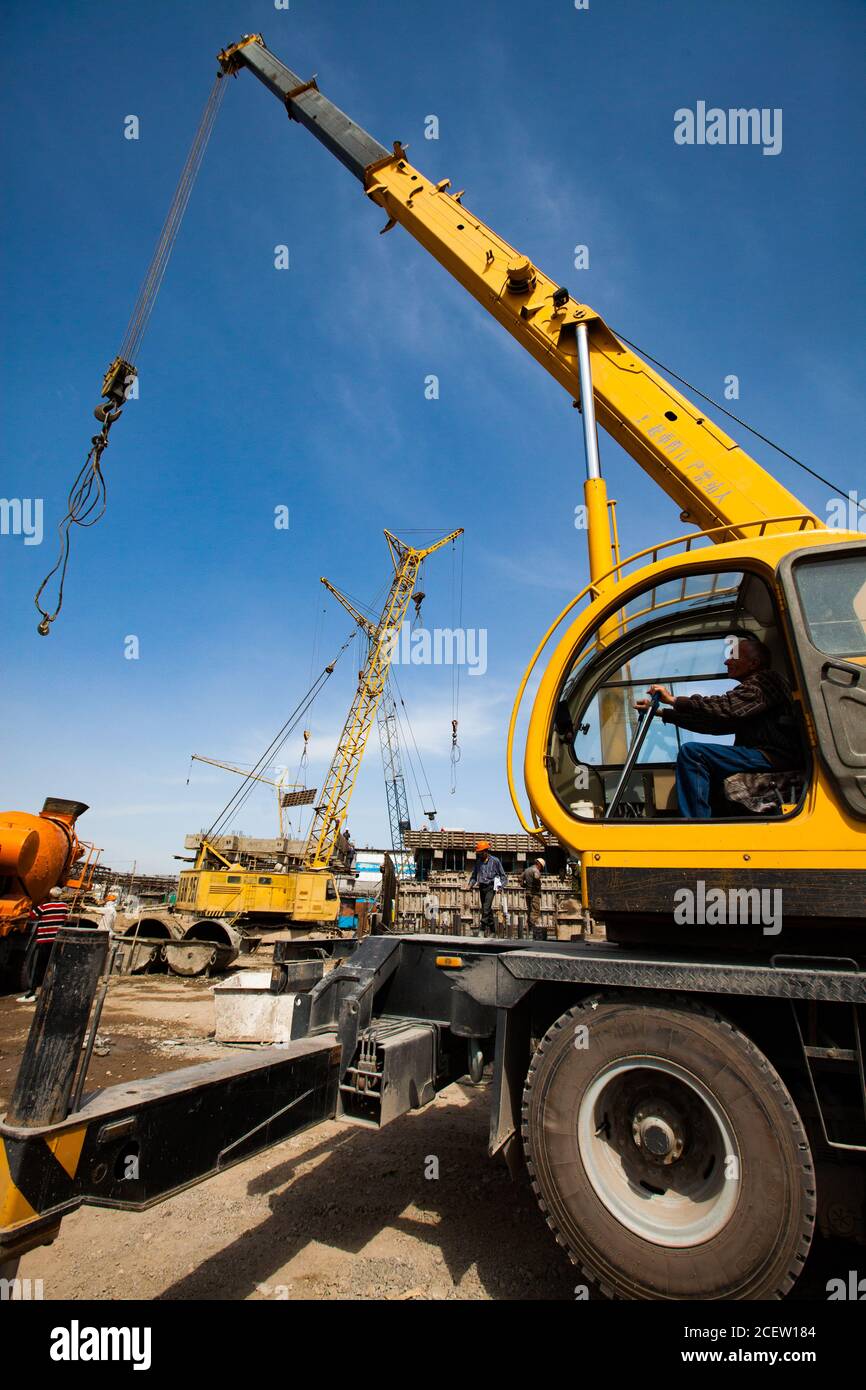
0;975;857;1301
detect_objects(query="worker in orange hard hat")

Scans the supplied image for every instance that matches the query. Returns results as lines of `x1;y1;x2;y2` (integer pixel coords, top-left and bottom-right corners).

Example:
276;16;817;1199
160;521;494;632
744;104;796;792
468;840;506;937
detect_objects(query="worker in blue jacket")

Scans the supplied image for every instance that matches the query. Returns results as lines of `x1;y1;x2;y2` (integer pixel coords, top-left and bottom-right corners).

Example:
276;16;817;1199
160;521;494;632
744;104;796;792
468;840;506;936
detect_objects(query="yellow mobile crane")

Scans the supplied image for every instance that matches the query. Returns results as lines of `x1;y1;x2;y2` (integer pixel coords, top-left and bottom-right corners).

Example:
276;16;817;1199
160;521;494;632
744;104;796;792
5;38;864;1300
202;35;863;928
174;528;461;930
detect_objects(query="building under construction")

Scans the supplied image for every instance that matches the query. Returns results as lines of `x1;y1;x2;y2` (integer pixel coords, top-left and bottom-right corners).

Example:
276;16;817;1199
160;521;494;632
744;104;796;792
396;829;583;939
91;827;582;943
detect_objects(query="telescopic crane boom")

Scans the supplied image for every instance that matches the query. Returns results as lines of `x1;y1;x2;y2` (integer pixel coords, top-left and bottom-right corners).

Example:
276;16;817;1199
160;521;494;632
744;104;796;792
217;34;820;561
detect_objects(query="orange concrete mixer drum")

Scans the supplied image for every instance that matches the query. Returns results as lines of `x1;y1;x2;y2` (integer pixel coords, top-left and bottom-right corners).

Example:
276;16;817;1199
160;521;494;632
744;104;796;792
0;799;88;938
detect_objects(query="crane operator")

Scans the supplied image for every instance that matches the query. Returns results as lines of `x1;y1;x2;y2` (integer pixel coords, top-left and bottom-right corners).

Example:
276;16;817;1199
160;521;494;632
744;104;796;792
635;635;802;819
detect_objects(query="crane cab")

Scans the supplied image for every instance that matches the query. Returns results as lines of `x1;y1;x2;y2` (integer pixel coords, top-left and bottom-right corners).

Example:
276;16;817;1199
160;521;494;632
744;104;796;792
176;866;339;923
522;528;866;942
176;848;339;926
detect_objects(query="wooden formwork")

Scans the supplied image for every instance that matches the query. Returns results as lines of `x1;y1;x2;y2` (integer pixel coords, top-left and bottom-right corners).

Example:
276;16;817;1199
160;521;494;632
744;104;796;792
395;872;583;940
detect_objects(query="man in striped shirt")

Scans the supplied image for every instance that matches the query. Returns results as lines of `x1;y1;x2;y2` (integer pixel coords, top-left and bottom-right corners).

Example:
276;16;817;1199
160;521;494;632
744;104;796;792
18;889;70;1002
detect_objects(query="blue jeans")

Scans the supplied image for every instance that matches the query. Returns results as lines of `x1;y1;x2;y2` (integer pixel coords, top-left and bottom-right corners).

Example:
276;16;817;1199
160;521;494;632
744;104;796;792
676;742;772;819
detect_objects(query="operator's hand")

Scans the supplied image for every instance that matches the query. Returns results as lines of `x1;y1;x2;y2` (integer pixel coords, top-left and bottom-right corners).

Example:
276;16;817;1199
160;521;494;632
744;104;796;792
635;684;675;711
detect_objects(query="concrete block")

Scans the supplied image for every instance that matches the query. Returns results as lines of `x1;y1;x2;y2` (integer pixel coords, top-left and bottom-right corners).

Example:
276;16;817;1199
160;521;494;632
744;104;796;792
213;970;299;1043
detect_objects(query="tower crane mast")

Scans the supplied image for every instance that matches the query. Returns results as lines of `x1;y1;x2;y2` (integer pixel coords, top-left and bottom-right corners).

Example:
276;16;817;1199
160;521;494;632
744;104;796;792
377;680;412;856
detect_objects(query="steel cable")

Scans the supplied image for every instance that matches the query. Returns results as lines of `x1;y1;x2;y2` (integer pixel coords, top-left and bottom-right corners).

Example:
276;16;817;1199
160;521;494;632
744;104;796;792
611;329;866;517
36;74;227;633
120;74;226;364
205;630;357;841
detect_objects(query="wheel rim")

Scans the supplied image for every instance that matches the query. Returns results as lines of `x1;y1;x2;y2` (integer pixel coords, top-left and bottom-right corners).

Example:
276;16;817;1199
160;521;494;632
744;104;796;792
576;1055;740;1247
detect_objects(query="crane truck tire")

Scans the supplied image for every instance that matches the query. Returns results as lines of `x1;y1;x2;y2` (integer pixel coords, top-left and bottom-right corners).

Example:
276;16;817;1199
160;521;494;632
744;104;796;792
522;993;816;1300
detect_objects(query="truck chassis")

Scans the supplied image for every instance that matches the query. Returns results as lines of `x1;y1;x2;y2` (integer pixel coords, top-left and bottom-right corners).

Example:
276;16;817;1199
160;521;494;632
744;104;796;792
1;928;863;1299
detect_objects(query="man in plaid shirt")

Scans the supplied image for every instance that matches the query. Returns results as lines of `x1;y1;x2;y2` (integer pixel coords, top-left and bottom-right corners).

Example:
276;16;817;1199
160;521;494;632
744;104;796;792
636;635;802;819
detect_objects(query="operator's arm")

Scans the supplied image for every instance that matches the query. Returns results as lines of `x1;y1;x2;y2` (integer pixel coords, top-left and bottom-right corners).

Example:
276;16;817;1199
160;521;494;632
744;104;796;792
661;706;735;735
637;686;730;734
661;672;791;732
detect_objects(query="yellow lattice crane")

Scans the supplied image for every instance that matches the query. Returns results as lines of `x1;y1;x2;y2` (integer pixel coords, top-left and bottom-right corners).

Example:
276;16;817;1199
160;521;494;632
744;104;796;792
307;528;462;871
176;528;461;930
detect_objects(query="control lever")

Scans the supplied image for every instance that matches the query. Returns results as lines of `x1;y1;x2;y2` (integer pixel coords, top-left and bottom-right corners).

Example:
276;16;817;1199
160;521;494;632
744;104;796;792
605;691;661;820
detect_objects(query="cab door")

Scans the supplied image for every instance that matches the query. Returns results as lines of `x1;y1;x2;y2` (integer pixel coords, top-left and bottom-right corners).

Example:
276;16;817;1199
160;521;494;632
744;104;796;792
779;540;866;819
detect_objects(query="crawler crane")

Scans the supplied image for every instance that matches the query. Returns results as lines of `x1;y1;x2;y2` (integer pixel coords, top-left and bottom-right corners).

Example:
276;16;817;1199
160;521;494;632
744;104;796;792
173;527;460;932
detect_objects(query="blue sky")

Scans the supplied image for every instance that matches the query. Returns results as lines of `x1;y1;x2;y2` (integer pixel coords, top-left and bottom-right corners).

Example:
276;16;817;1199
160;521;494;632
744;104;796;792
2;0;864;872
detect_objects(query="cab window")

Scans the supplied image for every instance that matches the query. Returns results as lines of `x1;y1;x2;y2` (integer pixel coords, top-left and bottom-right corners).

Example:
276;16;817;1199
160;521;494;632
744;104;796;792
793;554;866;657
548;568;807;820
